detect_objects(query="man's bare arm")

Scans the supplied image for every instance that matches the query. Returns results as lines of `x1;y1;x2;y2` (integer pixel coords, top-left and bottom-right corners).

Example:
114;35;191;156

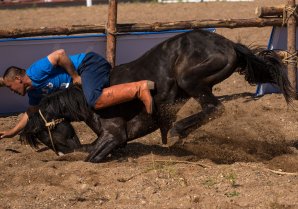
47;49;81;84
0;106;38;139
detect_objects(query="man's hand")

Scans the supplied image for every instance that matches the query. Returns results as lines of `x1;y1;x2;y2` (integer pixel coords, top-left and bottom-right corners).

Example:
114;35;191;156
0;129;16;139
0;111;30;140
72;75;82;85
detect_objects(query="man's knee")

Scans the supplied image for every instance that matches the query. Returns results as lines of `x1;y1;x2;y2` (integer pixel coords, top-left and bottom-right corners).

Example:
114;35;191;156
84;91;101;108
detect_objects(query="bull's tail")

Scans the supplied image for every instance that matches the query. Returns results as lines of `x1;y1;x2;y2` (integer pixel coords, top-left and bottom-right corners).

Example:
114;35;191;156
234;43;294;103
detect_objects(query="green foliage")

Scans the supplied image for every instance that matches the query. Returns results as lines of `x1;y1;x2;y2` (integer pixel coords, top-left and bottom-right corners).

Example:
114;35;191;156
202;178;217;188
224;172;238;188
225;190;240;198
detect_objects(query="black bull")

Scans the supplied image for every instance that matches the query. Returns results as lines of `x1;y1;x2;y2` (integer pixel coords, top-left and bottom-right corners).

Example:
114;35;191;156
21;29;293;162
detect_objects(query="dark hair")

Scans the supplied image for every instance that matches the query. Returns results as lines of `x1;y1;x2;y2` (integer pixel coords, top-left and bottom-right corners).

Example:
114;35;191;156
3;66;26;80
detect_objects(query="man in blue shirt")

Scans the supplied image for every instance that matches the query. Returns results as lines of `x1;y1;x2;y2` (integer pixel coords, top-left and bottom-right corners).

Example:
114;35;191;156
0;49;154;139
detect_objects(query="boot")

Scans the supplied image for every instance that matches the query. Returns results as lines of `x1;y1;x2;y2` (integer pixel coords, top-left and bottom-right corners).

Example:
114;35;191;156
94;80;155;114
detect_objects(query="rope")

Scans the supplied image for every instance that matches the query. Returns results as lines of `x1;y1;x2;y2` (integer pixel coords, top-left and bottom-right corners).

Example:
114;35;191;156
38;109;64;156
105;23;117;36
282;51;298;65
283;5;298;26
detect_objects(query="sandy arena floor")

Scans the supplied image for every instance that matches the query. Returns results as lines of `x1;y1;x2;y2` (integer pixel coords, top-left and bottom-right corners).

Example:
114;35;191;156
0;0;298;208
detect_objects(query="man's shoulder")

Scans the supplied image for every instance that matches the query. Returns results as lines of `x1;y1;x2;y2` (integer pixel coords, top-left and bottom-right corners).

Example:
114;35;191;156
26;57;52;76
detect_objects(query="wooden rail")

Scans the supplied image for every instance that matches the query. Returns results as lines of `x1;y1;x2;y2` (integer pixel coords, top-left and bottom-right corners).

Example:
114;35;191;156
286;0;297;97
256;5;284;18
0;18;283;39
106;0;118;68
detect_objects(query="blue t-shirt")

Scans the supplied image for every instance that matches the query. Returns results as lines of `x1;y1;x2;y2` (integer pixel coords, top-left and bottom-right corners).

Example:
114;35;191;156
26;53;86;106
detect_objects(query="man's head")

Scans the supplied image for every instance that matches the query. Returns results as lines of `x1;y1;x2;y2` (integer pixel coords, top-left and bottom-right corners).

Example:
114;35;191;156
2;66;30;96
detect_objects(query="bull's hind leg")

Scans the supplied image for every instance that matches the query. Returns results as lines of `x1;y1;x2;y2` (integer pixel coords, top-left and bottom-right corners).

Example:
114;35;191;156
166;46;237;146
167;89;224;146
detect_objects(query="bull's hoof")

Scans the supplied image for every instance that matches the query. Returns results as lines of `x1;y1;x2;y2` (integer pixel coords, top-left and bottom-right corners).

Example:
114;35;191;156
165;128;183;147
85;156;99;163
165;135;181;147
85;153;97;163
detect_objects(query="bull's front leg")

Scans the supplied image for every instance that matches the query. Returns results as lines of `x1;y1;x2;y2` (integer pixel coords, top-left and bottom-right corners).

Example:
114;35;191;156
85;118;127;163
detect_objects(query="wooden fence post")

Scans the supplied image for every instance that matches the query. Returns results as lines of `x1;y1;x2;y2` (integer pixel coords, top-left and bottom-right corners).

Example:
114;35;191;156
286;0;297;97
106;0;117;68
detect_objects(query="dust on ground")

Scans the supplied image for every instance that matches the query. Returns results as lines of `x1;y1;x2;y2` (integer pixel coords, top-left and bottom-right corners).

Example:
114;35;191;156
0;0;298;208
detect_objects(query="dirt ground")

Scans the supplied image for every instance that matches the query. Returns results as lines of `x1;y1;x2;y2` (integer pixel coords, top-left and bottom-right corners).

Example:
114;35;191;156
1;0;298;208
